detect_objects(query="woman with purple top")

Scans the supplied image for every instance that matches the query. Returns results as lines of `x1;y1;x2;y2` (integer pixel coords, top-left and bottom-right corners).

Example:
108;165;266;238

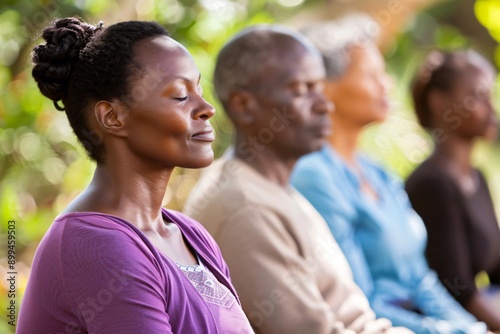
17;17;254;334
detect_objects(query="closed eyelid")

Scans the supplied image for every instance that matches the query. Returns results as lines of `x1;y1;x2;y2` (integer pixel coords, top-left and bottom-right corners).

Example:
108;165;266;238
309;80;324;88
288;80;323;95
162;80;186;94
301;81;324;92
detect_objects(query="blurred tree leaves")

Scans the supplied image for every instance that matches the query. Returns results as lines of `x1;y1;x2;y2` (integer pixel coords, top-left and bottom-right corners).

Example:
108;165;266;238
475;0;500;66
0;1;499;333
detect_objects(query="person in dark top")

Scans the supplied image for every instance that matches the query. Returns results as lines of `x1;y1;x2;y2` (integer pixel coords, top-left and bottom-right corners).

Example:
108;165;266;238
406;49;500;331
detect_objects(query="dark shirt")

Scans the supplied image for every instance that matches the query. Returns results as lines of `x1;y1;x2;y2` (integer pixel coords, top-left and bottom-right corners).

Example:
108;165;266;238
406;159;500;306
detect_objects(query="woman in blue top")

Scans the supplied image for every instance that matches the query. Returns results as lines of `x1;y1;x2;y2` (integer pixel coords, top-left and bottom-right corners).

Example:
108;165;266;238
292;15;487;334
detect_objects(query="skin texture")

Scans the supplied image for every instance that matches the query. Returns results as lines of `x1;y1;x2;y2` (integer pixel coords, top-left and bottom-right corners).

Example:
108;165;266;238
100;36;215;170
63;35;215;265
230;34;333;186
324;42;392;199
425;60;500;331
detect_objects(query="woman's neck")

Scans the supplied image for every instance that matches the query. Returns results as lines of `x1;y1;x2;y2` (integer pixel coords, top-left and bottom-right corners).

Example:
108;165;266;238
432;134;474;176
65;157;174;232
328;116;382;201
328;117;362;167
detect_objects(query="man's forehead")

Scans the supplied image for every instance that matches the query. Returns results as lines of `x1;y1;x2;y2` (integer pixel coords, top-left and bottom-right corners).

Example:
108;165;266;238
256;48;324;84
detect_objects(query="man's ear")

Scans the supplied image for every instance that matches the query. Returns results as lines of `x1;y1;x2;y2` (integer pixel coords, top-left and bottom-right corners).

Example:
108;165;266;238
227;90;257;126
93;100;128;137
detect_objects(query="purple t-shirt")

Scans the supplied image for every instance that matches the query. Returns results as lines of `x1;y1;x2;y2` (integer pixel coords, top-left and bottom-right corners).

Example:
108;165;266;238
17;209;249;333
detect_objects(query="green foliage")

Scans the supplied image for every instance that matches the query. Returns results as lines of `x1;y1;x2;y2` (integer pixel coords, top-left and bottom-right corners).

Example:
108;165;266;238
0;1;499;333
475;0;500;66
364;1;500;180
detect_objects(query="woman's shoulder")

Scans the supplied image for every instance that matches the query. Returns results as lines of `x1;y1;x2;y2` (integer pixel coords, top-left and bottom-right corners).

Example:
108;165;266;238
34;212;168;279
405;160;465;209
298;145;334;166
48;213;157;265
54;211;145;242
406;159;454;189
358;154;387;173
31;212;165;292
293;146;340;181
358;154;402;186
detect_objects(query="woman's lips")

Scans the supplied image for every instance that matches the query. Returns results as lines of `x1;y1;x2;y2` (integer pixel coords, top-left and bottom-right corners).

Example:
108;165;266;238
192;129;215;142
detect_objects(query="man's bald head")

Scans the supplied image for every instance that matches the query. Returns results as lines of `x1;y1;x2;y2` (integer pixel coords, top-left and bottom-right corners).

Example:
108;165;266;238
213;25;321;109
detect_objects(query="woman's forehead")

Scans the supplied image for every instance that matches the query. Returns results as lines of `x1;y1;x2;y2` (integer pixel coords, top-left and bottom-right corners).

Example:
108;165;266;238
134;35;189;63
133;36;200;84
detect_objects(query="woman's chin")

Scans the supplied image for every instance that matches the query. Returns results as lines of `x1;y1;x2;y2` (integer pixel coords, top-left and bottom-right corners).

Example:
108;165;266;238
181;154;214;169
198;157;215;168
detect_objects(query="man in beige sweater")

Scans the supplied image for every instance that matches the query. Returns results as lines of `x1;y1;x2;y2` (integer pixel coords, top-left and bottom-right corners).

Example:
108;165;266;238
184;25;410;334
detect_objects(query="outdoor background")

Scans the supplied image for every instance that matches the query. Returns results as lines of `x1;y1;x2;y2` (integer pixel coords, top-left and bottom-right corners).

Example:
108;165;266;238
1;0;500;332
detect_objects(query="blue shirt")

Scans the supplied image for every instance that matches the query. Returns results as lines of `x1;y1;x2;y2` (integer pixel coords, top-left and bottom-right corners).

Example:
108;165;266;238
291;145;485;334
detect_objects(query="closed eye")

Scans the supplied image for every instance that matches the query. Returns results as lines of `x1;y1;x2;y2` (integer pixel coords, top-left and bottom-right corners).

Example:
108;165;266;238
173;97;188;101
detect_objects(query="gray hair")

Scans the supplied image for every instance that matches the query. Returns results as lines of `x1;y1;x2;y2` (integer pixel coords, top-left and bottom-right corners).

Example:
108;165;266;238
213;25;320;107
300;14;380;79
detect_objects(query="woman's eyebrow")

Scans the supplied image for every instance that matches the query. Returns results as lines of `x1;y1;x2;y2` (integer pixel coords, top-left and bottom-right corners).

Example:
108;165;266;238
171;73;202;84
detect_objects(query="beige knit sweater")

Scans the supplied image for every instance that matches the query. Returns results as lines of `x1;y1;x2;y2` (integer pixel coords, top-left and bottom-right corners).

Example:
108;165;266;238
184;157;409;334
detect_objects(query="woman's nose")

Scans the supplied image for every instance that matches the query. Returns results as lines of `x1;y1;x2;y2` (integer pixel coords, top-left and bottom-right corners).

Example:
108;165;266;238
194;97;216;120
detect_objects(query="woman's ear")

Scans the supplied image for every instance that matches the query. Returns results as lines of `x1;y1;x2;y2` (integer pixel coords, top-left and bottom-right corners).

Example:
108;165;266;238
93;100;128;137
227;90;256;126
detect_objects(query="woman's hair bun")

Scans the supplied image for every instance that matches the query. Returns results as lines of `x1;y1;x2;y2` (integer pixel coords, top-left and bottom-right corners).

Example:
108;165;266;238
32;16;102;110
